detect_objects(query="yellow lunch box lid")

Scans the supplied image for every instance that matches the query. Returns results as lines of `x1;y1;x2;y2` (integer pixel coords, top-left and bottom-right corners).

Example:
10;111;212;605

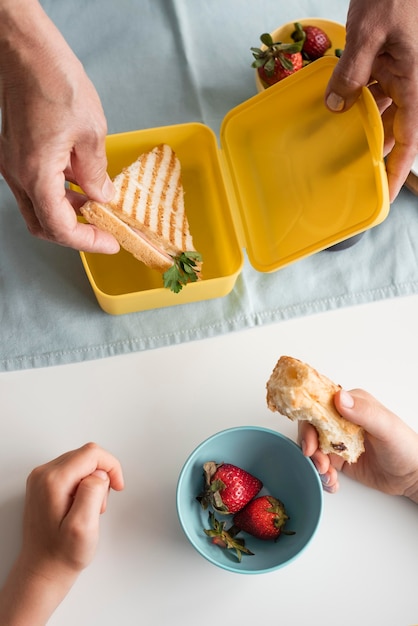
79;56;389;315
221;55;389;272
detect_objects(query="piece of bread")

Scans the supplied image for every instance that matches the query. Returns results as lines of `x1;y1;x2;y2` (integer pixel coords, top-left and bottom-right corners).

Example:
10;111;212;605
80;143;202;281
266;356;364;463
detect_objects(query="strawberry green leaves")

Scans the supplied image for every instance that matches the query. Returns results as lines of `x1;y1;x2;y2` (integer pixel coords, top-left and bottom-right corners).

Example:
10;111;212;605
163;251;202;293
251;33;304;77
252;24;343;88
204;512;254;562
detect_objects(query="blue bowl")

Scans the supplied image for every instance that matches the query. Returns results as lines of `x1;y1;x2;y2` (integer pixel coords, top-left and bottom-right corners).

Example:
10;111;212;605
176;426;323;574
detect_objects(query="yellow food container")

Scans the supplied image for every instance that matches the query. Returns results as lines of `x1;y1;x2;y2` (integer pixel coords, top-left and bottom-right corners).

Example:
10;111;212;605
79;55;389;315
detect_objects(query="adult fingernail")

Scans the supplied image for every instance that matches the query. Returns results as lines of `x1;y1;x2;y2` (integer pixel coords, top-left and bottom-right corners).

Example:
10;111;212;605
339;389;355;409
326;92;345;112
101;175;115;202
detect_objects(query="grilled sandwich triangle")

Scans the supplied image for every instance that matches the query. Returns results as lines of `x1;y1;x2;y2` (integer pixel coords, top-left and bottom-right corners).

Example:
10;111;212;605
80;144;202;292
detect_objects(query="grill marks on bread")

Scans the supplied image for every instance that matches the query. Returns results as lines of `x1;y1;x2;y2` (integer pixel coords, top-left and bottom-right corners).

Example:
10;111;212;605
114;144;192;252
80;143;200;274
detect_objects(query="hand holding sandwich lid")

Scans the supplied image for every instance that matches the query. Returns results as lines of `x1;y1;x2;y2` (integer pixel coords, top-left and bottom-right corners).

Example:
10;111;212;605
0;0;119;254
300;388;418;503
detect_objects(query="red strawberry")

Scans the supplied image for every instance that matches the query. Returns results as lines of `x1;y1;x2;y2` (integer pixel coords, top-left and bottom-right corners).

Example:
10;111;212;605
197;461;262;514
251;33;303;86
233;495;293;541
291;22;331;60
203;495;295;561
257;52;303;86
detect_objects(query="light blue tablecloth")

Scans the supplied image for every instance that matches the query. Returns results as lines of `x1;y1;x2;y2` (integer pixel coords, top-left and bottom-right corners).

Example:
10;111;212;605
1;0;418;371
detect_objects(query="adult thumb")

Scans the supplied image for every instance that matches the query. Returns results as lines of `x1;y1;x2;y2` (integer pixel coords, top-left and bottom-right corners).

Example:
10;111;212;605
325;42;374;113
71;139;115;203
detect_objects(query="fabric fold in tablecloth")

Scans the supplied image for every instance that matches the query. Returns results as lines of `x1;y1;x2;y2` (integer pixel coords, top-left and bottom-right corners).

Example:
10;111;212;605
1;0;418;371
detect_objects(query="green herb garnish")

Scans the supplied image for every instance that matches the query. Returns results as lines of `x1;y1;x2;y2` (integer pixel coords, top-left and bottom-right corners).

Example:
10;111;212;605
163;251;202;293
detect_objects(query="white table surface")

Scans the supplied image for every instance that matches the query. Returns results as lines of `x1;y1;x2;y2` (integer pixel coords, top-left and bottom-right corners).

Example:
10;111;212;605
1;294;418;626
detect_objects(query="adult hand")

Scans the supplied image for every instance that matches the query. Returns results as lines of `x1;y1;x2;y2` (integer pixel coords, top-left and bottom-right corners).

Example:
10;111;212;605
325;0;418;201
0;0;119;252
300;388;418;503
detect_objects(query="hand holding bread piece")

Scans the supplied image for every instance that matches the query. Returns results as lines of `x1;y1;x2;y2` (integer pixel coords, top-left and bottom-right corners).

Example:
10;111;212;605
266;356;365;463
80;144;202;293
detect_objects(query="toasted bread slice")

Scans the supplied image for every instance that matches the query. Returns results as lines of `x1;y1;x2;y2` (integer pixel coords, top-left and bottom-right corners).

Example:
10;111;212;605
266;356;364;463
80;144;202;288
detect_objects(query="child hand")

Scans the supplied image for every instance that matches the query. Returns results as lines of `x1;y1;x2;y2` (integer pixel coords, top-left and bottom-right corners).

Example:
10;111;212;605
20;442;124;576
0;442;124;625
299;389;418;502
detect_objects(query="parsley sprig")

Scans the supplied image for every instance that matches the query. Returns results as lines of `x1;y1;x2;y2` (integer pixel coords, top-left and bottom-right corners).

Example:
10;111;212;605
163;251;202;293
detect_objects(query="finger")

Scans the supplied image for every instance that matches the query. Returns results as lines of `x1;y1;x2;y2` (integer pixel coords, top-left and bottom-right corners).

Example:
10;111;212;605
91;470;110;513
61;80;115;204
334;388;397;441
70;133;115;204
50;442;125;493
319;464;340;494
298;421;319;457
39;205;120;254
65;471;110;530
367;82;392;115
380;105;396;156
298;422;334;475
325;41;377;112
385;107;418;200
302;444;342;493
65;187;88;213
29;172;120;253
325;0;391;112
366;92;417;201
310;449;332;477
95;470;110;514
6;167;119;252
385;144;417;202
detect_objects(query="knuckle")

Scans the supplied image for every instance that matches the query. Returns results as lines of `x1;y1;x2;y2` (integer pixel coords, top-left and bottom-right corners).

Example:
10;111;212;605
81;442;100;454
26;464;43;487
27;463;59;494
82;116;108;148
25;221;43;237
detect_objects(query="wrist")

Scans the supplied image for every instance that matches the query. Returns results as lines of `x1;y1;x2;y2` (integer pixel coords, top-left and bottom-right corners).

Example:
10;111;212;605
0;0;67;72
0;552;78;626
16;549;80;591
